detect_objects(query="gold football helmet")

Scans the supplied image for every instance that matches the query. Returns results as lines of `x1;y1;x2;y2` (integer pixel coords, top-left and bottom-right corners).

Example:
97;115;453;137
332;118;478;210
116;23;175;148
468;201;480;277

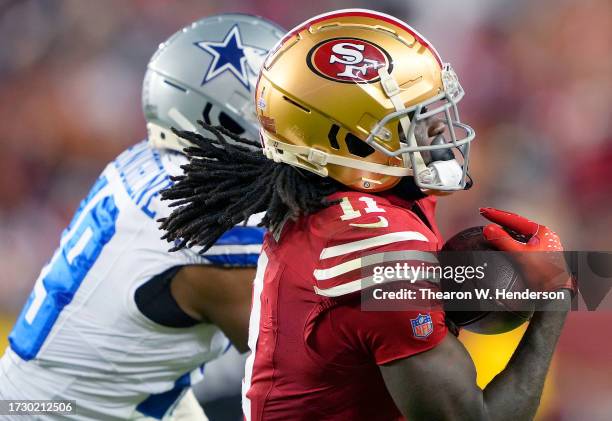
255;9;475;192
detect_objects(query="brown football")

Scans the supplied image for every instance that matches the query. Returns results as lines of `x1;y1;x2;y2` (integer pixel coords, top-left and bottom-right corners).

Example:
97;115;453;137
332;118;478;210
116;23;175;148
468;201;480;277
439;226;534;334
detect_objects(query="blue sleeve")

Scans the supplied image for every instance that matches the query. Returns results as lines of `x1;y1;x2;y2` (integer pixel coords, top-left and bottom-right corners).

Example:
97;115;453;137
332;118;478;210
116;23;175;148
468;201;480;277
201;226;265;267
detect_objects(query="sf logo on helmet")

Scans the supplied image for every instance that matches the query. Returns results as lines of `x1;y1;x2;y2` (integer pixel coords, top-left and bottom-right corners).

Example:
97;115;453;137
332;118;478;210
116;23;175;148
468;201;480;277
330;43;378;78
307;38;392;83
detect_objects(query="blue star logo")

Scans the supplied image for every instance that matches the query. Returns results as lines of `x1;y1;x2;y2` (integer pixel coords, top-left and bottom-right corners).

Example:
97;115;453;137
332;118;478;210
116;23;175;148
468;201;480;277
194;25;266;91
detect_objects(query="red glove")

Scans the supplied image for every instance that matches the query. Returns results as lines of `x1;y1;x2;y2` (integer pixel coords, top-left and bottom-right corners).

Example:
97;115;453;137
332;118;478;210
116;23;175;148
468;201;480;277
480;207;576;294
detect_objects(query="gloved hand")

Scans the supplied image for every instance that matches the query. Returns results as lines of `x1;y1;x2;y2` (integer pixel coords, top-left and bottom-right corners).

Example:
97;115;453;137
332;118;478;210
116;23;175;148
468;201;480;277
479;207;576;294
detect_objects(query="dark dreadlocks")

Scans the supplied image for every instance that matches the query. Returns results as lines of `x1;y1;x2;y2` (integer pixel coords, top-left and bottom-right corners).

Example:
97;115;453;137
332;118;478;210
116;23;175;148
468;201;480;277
159;122;341;253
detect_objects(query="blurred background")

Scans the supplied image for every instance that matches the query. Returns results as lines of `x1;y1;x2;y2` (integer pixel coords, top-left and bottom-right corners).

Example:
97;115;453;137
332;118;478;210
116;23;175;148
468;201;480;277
0;0;610;419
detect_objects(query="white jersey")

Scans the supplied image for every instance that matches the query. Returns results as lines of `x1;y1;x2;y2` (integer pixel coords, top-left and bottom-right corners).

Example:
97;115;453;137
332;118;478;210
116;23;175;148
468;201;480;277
0;141;264;420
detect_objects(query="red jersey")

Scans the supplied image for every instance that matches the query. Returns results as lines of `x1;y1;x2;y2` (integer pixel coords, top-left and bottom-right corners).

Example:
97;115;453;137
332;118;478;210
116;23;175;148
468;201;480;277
242;191;448;420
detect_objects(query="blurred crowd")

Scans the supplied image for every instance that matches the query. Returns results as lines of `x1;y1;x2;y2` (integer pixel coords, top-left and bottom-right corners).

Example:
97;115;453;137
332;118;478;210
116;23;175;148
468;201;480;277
0;0;610;419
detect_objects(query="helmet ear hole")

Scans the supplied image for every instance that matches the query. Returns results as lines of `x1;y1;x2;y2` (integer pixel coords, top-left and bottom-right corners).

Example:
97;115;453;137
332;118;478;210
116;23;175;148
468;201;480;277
345;133;375;158
219;112;245;135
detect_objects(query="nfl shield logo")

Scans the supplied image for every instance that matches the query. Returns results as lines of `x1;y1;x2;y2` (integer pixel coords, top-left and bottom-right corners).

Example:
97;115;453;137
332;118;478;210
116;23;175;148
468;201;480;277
410;313;434;339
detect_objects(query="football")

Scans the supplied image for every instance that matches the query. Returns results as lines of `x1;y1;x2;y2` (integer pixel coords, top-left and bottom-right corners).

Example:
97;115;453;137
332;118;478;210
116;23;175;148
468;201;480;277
439;226;534;334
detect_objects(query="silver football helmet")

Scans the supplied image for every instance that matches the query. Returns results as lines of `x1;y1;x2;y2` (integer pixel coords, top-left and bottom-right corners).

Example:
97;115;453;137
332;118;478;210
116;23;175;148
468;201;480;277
143;14;284;152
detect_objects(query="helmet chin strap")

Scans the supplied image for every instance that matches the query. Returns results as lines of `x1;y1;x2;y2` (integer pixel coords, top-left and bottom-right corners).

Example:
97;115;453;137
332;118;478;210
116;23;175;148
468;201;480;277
378;67;428;178
260;130;411;178
148;108;200;153
147;122;192;153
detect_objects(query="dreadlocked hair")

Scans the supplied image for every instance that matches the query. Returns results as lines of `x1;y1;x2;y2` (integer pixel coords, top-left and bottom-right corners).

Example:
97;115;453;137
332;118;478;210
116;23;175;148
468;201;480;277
159;122;341;253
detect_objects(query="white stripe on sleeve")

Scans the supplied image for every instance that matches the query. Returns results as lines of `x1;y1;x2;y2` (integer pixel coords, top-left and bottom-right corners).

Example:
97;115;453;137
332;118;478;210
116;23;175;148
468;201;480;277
319;231;428;260
313;251;438;281
203;244;262;256
313;272;438;297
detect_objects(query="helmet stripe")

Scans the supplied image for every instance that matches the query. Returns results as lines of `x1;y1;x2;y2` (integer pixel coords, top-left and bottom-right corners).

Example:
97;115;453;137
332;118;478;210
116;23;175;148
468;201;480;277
279;8;443;66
